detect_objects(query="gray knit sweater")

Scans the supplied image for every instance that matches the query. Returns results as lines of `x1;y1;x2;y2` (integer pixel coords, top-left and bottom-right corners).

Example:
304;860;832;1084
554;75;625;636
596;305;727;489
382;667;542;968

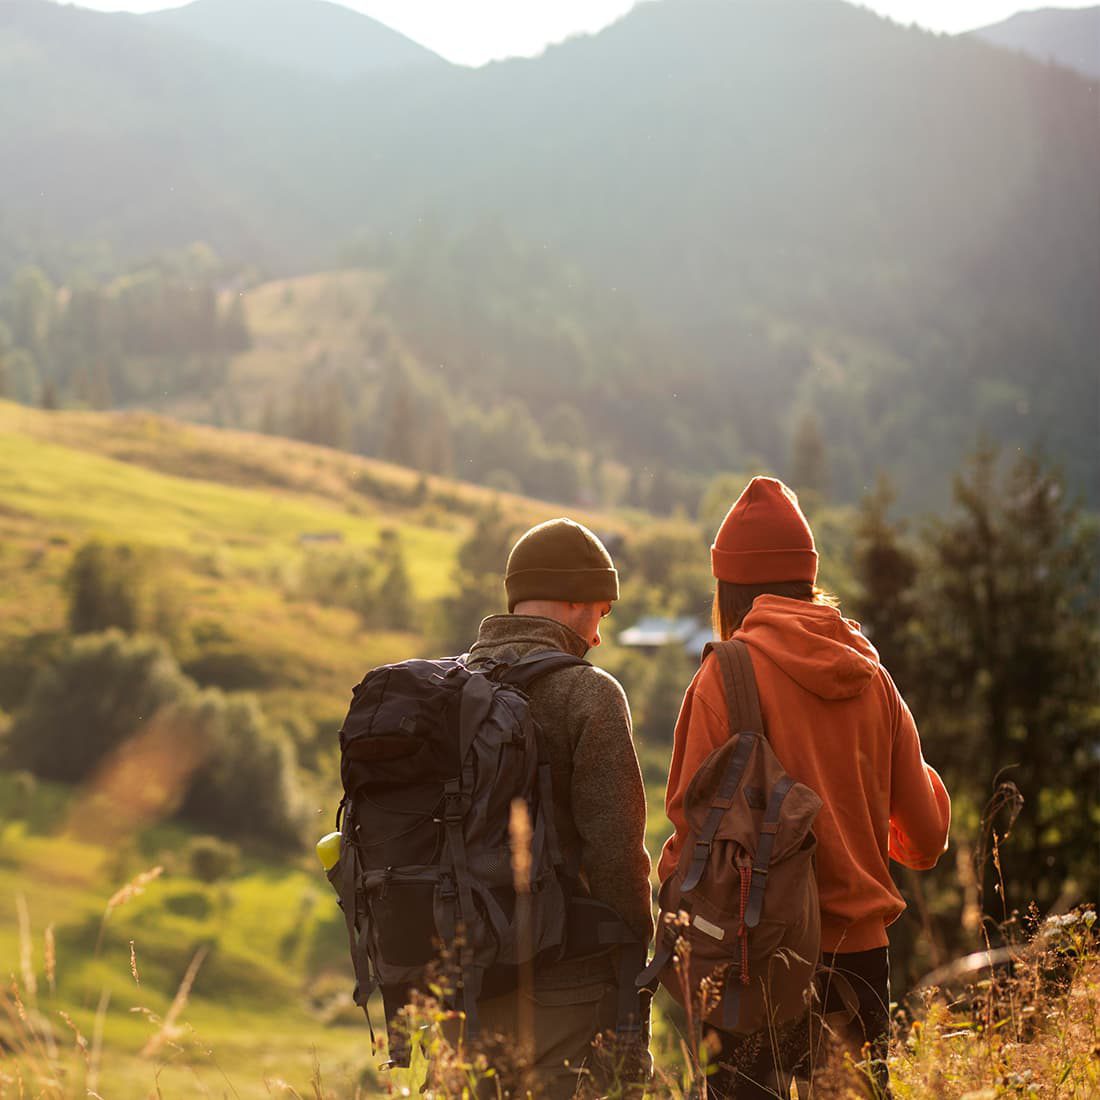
467;615;655;976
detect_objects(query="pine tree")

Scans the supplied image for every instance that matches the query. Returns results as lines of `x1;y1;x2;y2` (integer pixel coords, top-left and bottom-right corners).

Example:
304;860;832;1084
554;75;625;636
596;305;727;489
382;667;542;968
259;394;280;436
65;541;144;635
380;369;422;469
8;266;54;360
852;473;918;692
218;293;252;353
433;505;517;653
374;531;415;630
790;410;828;499
919;446;1099;914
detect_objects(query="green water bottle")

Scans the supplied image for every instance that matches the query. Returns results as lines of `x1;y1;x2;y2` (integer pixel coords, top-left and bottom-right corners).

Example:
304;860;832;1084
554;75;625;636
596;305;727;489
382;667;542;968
316;831;342;871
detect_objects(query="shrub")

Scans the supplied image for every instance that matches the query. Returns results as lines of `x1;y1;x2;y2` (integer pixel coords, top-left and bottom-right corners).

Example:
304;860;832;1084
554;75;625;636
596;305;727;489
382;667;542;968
5;631;194;783
186;835;241;883
177;693;306;851
299;548;376;619
182;648;276;691
65;539;180;640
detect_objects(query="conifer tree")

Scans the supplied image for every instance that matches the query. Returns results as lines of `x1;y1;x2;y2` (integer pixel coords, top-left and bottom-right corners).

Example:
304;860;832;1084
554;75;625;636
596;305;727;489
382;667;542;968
375;530;415;630
791;410;828;499
66;541;146;635
919;446;1099;913
853;474;918;692
433;505;517;653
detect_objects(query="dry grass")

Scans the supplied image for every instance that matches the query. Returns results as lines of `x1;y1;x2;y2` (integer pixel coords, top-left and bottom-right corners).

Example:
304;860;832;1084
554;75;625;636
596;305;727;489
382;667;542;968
2;854;1095;1099
890;909;1099;1100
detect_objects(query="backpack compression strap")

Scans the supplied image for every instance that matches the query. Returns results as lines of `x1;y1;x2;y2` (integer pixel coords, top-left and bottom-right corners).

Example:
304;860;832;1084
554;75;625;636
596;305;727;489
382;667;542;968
705;639;791;929
679;729;759;893
744;774;796;928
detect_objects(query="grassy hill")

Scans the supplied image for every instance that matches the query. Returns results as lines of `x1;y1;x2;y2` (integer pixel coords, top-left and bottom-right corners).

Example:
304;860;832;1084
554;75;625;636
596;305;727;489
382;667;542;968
0;406;671;1095
0;400;446;728
0;400;624;740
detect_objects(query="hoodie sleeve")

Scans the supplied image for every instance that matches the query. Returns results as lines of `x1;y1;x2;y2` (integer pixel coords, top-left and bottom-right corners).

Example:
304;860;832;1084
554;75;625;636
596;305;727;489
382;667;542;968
568;667;655;946
887;676;951;870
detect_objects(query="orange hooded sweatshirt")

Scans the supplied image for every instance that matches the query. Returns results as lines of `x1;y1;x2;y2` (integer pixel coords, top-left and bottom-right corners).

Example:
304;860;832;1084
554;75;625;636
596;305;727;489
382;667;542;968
659;595;951;953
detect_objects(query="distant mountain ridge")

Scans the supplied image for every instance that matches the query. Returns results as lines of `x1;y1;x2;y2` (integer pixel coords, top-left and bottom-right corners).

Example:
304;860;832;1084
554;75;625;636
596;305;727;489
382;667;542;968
969;6;1100;78
1;0;1097;507
148;0;444;79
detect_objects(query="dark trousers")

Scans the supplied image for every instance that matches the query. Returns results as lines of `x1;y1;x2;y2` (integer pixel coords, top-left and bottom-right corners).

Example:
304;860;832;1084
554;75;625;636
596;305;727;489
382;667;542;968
441;977;620;1099
703;947;891;1099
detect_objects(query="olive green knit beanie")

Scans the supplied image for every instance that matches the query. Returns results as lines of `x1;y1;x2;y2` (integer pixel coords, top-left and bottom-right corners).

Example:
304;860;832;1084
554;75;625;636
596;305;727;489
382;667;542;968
505;518;619;612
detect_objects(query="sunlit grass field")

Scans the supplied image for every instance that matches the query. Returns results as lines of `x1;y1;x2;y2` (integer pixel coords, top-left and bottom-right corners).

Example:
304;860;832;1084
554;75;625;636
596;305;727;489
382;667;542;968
0;401;619;726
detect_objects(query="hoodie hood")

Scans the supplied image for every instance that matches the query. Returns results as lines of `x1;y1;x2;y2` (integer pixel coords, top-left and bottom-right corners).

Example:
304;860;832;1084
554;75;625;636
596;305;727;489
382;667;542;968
736;595;879;701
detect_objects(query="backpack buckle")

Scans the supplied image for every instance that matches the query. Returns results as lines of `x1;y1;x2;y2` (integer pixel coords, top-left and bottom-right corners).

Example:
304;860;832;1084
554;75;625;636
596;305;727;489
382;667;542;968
443;780;465;823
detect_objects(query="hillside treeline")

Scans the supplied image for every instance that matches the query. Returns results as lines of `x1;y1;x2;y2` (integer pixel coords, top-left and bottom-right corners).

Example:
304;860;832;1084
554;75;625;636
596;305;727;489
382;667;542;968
7;227;1095;523
0;247;250;413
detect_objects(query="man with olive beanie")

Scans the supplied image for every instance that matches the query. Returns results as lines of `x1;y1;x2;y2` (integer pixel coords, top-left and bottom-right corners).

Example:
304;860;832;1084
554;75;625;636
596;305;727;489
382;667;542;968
459;518;653;1097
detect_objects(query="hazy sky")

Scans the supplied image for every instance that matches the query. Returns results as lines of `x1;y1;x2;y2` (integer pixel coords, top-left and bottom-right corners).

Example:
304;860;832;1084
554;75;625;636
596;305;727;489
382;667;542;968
69;0;1098;66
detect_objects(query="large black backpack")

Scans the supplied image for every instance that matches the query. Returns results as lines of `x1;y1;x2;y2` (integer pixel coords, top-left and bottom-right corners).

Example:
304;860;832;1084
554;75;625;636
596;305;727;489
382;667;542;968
328;649;646;1063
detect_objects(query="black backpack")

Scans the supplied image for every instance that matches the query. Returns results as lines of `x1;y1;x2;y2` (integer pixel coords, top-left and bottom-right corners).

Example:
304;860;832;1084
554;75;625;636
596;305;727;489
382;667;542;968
328;649;647;1064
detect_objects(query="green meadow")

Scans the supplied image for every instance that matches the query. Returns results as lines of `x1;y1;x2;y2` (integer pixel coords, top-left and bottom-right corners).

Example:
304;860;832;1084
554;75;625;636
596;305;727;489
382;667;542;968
0;400;621;722
0;775;376;1098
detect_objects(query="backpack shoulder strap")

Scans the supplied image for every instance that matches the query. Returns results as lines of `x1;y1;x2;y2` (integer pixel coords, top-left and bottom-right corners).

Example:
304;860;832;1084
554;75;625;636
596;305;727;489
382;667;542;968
494;649;588;875
676;639;766;894
702;638;764;737
496;649;590;691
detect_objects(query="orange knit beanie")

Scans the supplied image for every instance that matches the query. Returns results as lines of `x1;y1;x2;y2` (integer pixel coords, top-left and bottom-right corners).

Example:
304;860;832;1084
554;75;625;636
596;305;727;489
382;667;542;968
711;477;818;584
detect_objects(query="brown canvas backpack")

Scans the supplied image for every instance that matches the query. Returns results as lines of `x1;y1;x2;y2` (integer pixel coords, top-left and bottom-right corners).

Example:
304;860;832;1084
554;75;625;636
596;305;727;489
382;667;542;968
638;639;823;1035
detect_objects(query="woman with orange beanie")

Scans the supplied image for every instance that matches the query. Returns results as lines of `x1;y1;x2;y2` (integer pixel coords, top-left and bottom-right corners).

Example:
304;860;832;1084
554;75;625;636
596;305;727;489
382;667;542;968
659;477;950;1097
